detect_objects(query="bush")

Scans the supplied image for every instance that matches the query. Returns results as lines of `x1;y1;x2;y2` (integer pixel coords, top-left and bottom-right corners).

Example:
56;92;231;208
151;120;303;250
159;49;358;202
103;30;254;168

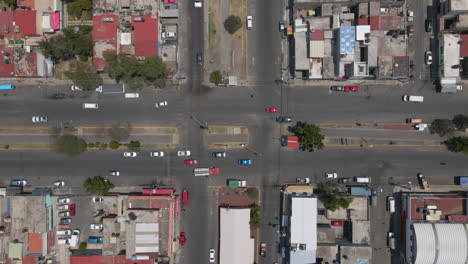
53;135;87;157
94;142;101;148
79;55;88;62
430;119;455;137
127;140;141;151
87;143;95;148
4;145;9;150
444;137;468;153
453;114;468;131
79;242;87;251
83;176;114;195
246;188;258;200
210;71;223;85
224;15;242;34
249;204;261;229
109;141;120;149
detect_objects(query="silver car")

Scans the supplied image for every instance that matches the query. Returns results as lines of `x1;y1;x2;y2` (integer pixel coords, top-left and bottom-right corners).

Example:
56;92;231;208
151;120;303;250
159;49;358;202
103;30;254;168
178;150;191;157
213;152;226;158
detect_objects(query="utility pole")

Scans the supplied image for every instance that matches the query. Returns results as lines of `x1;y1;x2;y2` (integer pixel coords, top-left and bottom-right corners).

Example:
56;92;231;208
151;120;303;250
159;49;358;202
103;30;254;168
190;115;209;130
240;144;262;156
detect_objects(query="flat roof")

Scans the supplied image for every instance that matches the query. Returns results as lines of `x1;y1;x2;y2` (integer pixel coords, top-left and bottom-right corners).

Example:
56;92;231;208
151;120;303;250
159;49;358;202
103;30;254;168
0;11;37;39
290;197;317;264
92;15;119;41
132;14;158;58
409;196;465;221
295;32;309;70
369;16;402;30
459;34;468;57
70;255;154;264
28;232;43;254
219;208;254;264
442;33;461;78
339;26;355;54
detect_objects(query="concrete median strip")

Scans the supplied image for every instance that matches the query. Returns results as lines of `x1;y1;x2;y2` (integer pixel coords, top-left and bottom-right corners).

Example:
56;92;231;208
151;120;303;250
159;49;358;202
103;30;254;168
204;126;249;148
324;137;443;148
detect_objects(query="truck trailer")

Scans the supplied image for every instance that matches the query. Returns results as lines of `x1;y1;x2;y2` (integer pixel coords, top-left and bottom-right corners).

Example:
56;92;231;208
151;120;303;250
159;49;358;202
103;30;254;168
193;167;219;176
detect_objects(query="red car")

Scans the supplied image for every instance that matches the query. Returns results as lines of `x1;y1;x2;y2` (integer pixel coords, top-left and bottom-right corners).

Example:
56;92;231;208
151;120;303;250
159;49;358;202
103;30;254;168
184;159;198;165
331;220;344;226
179;232;186;245
182;189;189;205
265;107;277;113
69;204;76;216
344;86;359;92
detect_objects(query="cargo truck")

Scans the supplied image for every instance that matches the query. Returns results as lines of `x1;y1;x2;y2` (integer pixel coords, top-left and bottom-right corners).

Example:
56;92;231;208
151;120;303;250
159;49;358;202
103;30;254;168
193;167;219;176
280;136;299;148
227;179;247;187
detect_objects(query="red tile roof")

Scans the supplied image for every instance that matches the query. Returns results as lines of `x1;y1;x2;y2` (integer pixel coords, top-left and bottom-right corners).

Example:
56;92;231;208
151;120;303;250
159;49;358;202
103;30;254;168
410;197;465;221
93;15;119;41
132;14;158;57
22;256;36;264
310;29;324;40
0;45;15;77
358;17;369;26
28;233;42;254
16;0;35;9
71;255;153;264
0;11;37;39
93;43;117;71
460;35;468;57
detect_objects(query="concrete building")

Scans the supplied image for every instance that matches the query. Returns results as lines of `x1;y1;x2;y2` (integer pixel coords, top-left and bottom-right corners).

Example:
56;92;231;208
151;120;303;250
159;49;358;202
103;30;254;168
440;0;468;18
439;33;462;92
219;208;254;264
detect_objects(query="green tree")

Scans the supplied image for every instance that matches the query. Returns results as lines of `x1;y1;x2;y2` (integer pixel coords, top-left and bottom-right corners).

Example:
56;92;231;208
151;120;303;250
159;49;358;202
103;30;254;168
317;181;352;211
108;123;132;141
109;141;120;149
444;137;468;153
65;62;103;91
127;140;141;150
453;114;468;131
67;0;93;19
79;242;87;251
292;122;325;152
224;15;242;34
249;204;261;229
53;135;87;157
38;27;93;62
430;119;455;137
2;0;16;8
83;176;114;195
210;71;223;85
140;57;168;88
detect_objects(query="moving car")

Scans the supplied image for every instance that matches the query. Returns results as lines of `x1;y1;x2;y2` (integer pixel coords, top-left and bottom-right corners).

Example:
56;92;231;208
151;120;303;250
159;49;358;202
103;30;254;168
425;51;432;65
155;101;168;108
150;151;164;157
109;171;120;176
326;172;338;179
260;243;266;257
402;95;424;103
52;94;65;99
57;197;71;204
387;232;396;249
209;249;215;263
179;232;186;245
91;224;103;230
123;152;137;157
182;189;189;205
184;159;198;165
238;159;252;165
54;181;65;187
193;0;202;7
279;20;285;31
276;116;292;123
344;86;359;92
60;218;72;225
57;229;72;235
265;107;277;113
213;152;226;158
296;177;310;184
69;204;76;216
246;16;253;29
178;150;191;157
70;85;81;91
93;197;104;203
10;179;27;186
196;53;203;65
32;116;48;122
330;86;344;91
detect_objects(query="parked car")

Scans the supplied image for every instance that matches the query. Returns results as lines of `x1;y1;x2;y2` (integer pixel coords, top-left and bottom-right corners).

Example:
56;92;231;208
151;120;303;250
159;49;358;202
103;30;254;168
178;150;191;157
197;53;203;65
238;159;252;165
246;15;253;29
54;181;65;187
123;152;137;157
90;224;103;230
276;116;292;123
57;238;70;244
338;177;352;184
32;116;48;122
57;197;71;204
213;152;226;158
69;204;76;216
387;197;395;212
162;32;176;38
10;179;27;186
59;211;70;217
58;204;69;210
182;189;189;206
425;51;433;65
265;107;277;113
88;236;103;243
184;159;198;165
331;220;344;226
57;229;72;235
344;86;359;92
109;171;120;176
425;20;433;32
296;177;310;184
209;249;216;263
193;0;202;7
330;86;344;91
155;101;168;108
93;197;104;203
150;151;164;157
387;232;396;249
325;172;338;179
279;20;285;31
52;94;65;99
70;85;81;91
179;232;186;245
60;218;72;225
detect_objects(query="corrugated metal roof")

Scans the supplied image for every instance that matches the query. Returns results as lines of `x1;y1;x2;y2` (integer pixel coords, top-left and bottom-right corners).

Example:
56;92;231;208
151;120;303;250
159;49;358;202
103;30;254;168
28;232;43;254
219;208;254;264
339;26;355;54
290;197;317;264
8;243;22;259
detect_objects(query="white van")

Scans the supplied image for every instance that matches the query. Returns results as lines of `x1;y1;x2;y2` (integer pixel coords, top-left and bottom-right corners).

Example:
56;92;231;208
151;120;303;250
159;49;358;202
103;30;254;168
354;176;371;183
83;103;99;109
387;197;395;213
247;16;253;29
124;93;140;98
70;229;80;247
402;95;424;102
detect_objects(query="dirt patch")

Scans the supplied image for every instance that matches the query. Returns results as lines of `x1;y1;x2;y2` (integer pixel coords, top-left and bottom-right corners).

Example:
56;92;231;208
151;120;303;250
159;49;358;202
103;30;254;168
218;187;257;207
208;7;218;45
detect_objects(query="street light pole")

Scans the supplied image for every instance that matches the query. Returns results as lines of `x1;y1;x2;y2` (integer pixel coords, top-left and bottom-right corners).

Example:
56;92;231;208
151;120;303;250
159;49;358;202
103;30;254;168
240;144;262;156
190;115;209;130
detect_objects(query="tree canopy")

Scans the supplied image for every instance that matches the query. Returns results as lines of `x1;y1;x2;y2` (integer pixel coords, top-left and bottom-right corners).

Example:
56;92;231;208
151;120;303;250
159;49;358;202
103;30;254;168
210;71;223;85
53;134;87;157
453;114;468;131
104;53;168;89
430;119;455;137
317;181;353;211
444;137;468;154
249;204;261;229
224;15;242;34
83;176;114;195
38;27;93;63
292;122;325;152
65;62;103;91
67;0;92;19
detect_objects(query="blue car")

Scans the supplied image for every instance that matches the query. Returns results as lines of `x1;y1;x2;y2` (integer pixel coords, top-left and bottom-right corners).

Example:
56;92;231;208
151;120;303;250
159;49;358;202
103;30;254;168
238;159;252;165
88;236;104;243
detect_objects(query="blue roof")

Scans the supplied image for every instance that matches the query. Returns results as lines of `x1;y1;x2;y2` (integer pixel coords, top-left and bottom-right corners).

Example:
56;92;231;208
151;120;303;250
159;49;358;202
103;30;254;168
340;26;356;54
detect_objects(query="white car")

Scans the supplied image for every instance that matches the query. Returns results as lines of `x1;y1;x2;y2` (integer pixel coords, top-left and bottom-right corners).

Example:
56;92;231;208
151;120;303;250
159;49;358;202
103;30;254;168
194;0;202;7
54;181;65;187
57;238;70;245
57;229;72;235
58;204;69;210
57;197;71;204
109;171;120;176
326;172;338;179
58;211;70;217
296;177;310;184
71;85;81;91
93;197;104;203
155;101;168;108
178;150;191;157
209;248;215;263
150;151;164;157
32;116;48;122
247;16;253;29
425;51;432;65
162;32;176;38
124;152;137;157
90;224;103;230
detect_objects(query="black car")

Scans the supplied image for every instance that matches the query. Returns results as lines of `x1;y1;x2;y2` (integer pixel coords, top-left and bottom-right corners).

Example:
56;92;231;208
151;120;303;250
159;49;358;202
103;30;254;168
196;53;203;65
425;20;433;33
51;94;65;99
330;86;344;91
276;116;292;123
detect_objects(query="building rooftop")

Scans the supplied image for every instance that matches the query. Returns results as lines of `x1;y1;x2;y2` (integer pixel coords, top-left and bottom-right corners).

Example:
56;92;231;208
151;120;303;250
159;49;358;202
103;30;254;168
441;33;461;78
290;197;317;264
450;0;468;11
409;196;465;221
0;11;37;39
340;245;372;264
219;208;254;264
92;14;119;70
339;26;355;55
369;16;402;30
294;32;309;71
70;255;154;264
459;34;468;56
132;14;158;58
28;232;43;254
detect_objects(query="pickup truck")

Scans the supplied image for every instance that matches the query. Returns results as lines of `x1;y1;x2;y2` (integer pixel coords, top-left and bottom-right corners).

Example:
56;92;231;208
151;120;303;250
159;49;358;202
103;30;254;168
227;179;247;188
193;167;219;177
260;243;266;257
